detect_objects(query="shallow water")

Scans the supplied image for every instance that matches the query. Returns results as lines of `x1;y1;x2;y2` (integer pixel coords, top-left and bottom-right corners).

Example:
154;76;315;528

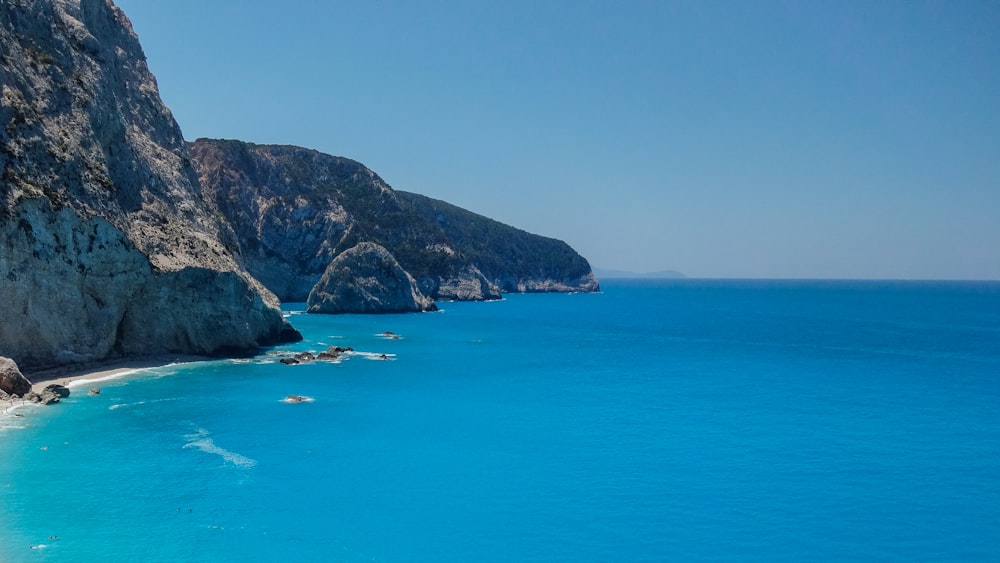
2;280;999;560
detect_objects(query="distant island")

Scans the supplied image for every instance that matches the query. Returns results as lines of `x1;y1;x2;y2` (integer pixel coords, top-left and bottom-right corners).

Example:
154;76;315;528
593;268;686;279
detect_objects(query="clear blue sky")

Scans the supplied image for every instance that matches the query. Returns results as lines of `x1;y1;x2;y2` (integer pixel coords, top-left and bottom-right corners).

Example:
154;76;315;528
115;0;1000;279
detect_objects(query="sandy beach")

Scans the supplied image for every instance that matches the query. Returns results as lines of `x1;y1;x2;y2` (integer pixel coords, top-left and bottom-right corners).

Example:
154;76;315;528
24;355;210;394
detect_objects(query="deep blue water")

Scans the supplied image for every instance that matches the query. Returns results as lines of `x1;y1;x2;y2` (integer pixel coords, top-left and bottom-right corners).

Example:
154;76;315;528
1;279;999;561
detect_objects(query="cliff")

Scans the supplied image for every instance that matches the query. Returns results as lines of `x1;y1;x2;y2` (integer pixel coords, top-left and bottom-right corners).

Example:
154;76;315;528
188;138;599;304
395;191;600;293
0;0;299;369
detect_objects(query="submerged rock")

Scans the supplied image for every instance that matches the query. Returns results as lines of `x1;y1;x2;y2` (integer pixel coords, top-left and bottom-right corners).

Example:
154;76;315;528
307;242;438;314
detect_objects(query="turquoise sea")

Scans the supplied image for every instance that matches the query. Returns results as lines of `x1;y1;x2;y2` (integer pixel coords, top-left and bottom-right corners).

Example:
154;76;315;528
1;279;999;561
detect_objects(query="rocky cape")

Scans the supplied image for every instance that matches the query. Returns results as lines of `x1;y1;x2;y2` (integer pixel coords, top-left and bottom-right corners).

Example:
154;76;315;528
0;0;300;371
188;138;599;305
0;0;598;376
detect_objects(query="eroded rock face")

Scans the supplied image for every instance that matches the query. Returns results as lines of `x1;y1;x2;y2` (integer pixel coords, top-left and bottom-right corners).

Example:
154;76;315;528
0;0;299;368
433;265;501;301
0;356;31;397
396;191;601;294
307;242;437;314
189;139;598;302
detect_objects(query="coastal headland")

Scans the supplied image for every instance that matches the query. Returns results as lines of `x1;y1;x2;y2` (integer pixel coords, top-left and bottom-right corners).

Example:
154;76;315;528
0;0;598;384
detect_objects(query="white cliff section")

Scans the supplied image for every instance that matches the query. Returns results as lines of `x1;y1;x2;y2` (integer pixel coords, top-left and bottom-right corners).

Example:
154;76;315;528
0;0;296;368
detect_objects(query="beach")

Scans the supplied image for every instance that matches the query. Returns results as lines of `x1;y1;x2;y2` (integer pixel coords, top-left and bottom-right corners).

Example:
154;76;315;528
24;355;209;394
2;355;206;418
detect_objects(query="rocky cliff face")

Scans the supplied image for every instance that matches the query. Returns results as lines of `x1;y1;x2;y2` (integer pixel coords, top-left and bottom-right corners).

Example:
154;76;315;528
396;191;600;294
307;242;437;314
188;138;599;305
0;0;299;369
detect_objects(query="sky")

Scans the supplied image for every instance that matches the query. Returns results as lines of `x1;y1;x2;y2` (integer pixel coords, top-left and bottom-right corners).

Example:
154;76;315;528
114;0;1000;279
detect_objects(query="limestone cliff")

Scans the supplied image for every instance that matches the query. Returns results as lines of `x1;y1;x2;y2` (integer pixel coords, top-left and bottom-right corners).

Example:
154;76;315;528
188;138;599;303
0;0;299;369
395;191;600;293
307;242;437;314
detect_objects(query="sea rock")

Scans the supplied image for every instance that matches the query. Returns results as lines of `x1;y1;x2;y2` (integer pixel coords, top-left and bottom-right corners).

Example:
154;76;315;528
316;345;352;360
281;394;314;404
21;383;69;405
188;139;597;301
0;0;300;368
25;389;60;405
44;384;70;398
279;351;321;365
307;242;438;314
0;357;31;397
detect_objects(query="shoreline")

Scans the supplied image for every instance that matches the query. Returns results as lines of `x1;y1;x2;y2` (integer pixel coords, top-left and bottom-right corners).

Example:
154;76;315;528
24;355;211;394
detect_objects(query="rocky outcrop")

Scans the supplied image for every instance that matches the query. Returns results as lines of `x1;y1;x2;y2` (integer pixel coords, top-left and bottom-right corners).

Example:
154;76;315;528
0;356;31;397
396;192;600;293
23;383;70;404
0;0;299;369
307;242;437;314
188;139;599;303
279;346;353;365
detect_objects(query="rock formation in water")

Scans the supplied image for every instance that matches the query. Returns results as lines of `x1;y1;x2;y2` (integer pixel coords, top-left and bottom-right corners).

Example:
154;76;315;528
307;242;437;314
0;0;300;369
188;138;600;304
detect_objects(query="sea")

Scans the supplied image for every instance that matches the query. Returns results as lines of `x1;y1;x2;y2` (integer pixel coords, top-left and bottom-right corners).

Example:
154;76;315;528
1;279;998;561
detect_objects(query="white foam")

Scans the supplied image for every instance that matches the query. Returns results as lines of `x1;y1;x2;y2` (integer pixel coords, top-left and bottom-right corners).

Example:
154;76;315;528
107;397;180;411
65;369;142;388
183;430;256;468
65;361;186;388
345;351;395;361
0;401;37;432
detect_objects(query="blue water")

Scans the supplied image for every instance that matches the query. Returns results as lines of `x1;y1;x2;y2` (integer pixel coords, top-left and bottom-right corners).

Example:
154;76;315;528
2;280;999;561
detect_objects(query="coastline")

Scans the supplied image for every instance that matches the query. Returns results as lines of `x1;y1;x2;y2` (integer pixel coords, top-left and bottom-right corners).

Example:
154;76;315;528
24;355;210;394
